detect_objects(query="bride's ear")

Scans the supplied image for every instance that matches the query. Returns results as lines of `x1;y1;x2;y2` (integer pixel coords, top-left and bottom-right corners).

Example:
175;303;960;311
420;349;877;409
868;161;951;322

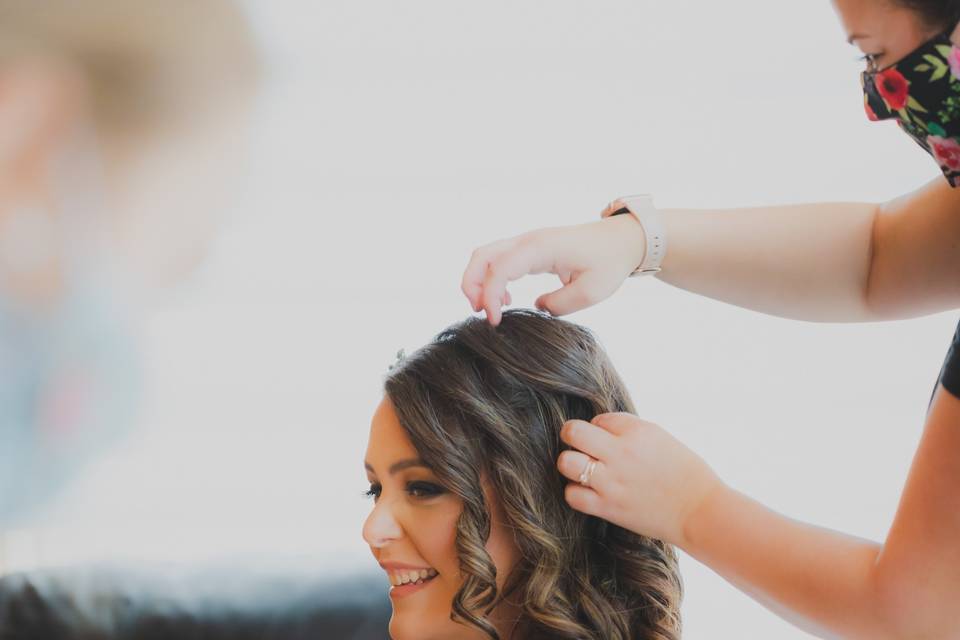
0;61;86;175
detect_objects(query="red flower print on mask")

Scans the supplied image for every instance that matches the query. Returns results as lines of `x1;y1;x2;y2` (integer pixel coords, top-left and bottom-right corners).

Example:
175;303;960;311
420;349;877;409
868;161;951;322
929;135;960;172
874;68;909;111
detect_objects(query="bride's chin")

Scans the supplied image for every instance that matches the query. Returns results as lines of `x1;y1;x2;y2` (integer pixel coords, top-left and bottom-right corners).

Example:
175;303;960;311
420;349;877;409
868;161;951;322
388;614;428;640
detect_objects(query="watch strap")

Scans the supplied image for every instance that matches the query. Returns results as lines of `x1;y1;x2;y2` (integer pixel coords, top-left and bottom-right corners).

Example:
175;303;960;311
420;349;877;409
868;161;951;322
602;194;666;277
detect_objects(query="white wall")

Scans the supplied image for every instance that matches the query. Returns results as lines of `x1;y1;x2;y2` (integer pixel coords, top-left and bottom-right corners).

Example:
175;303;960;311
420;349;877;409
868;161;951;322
19;1;956;638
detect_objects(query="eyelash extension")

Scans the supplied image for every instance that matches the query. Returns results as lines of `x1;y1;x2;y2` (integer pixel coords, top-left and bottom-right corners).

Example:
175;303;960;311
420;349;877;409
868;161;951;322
363;483;382;500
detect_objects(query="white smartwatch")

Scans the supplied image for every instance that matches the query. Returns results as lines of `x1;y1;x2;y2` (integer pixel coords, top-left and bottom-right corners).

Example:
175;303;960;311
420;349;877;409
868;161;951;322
601;194;666;277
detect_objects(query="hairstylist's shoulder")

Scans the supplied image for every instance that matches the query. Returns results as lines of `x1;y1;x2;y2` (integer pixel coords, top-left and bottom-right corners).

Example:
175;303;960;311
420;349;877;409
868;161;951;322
880;176;960;223
867;176;960;318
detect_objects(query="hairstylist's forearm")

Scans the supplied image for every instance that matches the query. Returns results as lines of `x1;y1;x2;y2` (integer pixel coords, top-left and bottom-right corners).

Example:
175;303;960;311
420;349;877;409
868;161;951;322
681;484;893;640
684;398;960;640
654;177;960;322
655;201;879;322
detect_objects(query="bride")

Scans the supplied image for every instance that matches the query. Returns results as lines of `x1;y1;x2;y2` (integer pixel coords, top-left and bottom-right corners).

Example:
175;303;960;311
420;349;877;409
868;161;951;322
362;308;682;640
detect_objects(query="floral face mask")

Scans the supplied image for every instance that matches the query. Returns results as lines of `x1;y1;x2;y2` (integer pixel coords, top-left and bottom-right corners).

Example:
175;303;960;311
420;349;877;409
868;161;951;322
861;26;960;186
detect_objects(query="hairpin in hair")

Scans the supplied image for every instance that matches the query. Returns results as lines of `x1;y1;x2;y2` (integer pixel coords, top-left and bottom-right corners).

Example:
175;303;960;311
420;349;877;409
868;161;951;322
388;348;406;371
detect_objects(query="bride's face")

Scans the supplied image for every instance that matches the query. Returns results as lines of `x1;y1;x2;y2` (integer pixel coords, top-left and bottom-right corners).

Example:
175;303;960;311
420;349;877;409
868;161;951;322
362;395;520;640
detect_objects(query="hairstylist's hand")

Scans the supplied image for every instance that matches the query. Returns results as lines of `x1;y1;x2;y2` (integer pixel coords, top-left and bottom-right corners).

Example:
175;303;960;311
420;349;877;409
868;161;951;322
557;412;723;549
461;207;647;326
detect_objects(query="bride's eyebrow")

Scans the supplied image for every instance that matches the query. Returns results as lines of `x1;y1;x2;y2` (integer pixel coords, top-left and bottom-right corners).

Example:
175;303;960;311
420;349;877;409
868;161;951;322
363;458;430;475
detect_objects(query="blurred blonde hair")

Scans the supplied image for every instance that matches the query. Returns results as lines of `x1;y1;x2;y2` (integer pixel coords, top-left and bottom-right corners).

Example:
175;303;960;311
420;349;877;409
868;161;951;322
0;0;261;134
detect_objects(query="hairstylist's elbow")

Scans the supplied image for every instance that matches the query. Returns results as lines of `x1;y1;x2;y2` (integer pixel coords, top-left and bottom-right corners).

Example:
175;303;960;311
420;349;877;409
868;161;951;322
869;565;960;640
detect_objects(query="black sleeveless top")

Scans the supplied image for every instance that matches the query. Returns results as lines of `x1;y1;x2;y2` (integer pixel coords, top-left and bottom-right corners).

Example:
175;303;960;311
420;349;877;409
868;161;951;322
936;318;960;399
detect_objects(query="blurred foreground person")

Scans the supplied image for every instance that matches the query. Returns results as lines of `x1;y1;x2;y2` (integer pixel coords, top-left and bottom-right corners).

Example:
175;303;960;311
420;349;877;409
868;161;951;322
0;0;260;537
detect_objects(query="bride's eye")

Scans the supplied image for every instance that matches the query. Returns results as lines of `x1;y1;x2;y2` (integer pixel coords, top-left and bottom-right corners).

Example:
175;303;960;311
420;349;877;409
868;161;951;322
407;481;446;499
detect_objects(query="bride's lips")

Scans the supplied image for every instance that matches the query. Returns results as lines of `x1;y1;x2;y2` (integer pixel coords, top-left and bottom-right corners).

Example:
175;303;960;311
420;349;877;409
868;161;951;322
380;562;440;600
388;572;439;599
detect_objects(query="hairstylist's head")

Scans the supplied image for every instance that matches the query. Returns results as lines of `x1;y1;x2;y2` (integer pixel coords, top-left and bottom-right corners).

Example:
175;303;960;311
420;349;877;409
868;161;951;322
363;309;682;640
834;0;960;183
834;0;960;67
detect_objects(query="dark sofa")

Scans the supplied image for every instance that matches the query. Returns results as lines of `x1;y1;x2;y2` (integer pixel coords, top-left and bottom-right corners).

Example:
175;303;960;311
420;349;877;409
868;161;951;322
0;565;391;640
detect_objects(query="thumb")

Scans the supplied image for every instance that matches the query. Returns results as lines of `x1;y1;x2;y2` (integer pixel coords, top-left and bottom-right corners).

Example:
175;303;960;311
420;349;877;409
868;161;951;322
534;269;617;316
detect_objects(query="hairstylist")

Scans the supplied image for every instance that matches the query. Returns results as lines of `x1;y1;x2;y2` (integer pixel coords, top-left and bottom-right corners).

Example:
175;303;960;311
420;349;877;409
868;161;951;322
461;1;960;638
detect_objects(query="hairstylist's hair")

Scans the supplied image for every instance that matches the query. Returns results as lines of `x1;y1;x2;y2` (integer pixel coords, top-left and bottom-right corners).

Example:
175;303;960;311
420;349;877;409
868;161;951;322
894;0;960;32
383;309;682;640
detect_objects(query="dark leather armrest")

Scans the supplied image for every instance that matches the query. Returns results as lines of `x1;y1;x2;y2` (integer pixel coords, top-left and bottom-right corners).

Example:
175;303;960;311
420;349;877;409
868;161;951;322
0;564;391;639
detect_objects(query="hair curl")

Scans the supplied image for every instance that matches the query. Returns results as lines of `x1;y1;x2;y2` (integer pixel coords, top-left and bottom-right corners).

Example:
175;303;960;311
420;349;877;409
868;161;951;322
384;309;682;640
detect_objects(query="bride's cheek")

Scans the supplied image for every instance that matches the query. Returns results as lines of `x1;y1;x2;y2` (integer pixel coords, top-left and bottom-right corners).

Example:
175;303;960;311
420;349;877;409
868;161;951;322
414;501;464;581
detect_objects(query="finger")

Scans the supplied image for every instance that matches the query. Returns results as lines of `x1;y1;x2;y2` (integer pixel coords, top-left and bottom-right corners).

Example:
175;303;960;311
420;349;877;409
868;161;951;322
557;449;609;493
462;247;497;312
461;250;487;312
559;419;618;461
481;265;505;326
599;199;623;218
480;244;537;326
534;269;617;317
563;482;606;519
590;412;639;437
461;239;513;312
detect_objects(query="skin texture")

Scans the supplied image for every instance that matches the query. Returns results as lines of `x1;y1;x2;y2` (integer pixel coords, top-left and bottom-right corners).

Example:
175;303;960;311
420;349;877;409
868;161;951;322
460;1;960;638
362;396;521;640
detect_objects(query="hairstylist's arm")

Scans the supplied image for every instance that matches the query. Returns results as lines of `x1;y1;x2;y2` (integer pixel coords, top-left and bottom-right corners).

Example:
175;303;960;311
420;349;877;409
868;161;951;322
462;177;960;325
557;402;960;640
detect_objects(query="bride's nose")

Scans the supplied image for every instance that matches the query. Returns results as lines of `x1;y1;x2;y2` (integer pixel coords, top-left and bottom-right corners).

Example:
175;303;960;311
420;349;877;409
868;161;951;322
362;493;404;549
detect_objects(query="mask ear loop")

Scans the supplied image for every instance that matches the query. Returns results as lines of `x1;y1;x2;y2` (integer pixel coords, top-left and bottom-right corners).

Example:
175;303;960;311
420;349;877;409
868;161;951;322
859;68;873;93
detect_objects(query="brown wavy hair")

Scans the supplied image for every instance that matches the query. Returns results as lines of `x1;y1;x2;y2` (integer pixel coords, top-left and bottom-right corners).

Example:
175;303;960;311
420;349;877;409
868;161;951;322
383;309;682;640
